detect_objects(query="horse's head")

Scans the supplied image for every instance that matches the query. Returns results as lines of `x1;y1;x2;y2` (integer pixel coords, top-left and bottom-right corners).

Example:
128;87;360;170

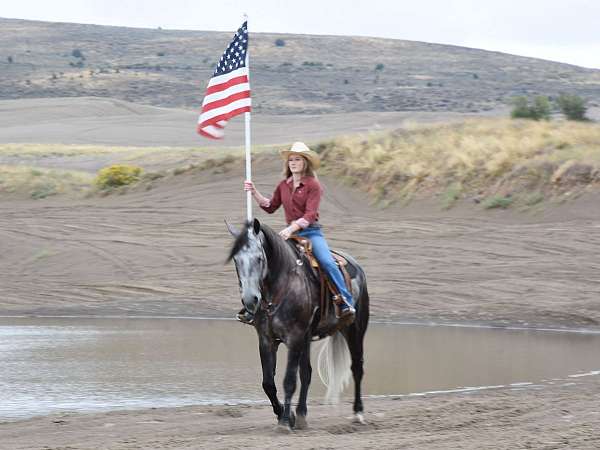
226;218;268;314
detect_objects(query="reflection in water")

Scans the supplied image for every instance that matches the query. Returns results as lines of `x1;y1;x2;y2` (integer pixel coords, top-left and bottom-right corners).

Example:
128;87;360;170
0;317;599;420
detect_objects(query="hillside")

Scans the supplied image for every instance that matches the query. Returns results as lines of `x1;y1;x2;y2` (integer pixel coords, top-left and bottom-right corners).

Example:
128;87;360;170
1;18;600;114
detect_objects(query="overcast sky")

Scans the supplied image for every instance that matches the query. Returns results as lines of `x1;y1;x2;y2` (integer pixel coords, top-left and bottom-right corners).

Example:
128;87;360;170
2;0;600;69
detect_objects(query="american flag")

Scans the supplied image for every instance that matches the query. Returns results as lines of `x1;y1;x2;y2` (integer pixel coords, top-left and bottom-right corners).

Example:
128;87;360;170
197;21;251;139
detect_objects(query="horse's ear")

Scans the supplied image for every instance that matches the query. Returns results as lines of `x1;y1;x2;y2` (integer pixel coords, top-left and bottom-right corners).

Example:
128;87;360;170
224;219;239;237
252;218;261;235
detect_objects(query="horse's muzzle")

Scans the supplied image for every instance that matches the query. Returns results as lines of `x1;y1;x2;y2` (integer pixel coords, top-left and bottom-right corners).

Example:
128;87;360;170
242;294;260;314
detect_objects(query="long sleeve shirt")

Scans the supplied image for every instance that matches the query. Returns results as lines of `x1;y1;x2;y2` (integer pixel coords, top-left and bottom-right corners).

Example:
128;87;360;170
259;176;323;228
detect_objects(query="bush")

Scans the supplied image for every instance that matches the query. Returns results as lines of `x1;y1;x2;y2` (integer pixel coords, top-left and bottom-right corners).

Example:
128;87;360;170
482;195;513;209
375;63;385;71
557;94;588;121
274;38;286;47
7;56;13;63
95;164;143;189
72;49;85;59
510;96;551;121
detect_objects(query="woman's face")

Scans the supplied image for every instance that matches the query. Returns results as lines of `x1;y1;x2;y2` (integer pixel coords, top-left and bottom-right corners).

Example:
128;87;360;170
288;155;306;175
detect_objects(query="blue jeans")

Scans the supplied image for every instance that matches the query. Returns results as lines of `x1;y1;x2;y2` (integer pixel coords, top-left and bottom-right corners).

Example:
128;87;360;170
296;226;354;305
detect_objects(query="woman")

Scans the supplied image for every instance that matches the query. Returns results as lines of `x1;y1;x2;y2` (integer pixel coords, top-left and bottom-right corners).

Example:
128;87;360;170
238;141;355;324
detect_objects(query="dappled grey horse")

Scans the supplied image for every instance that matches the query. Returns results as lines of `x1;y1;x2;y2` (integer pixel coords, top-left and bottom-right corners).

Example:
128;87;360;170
227;219;370;430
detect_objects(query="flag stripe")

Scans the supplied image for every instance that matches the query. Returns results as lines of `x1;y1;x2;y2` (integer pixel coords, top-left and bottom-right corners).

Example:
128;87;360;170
202;90;251;113
199;98;252;124
198;105;251;130
206;67;248;89
202;81;250;106
206;75;249;96
197;124;225;139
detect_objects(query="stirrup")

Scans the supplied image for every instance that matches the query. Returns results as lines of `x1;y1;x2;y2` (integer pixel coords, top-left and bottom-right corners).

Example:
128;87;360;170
333;295;355;319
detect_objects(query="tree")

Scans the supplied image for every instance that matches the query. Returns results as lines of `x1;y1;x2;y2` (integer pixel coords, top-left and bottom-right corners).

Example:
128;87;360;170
275;38;286;47
7;56;13;63
510;96;551;121
557;94;588;121
375;63;385;71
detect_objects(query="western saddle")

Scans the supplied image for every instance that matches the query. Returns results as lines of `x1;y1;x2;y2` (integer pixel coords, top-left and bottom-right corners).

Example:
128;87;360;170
289;236;355;339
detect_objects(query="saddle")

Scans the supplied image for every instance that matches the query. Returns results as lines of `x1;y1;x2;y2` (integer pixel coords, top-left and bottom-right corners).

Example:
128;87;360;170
289;236;355;340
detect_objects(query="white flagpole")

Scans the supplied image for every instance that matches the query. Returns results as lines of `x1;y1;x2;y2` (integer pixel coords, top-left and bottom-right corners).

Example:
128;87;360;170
244;16;252;223
245;113;252;222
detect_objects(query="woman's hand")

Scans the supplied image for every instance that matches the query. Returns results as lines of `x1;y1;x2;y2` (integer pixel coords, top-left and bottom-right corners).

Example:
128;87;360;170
278;226;294;240
244;180;256;194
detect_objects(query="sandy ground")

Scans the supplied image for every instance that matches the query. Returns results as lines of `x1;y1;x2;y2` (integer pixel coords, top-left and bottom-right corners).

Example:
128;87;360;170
2;157;599;329
0;97;503;147
1;97;600;448
1;370;599;449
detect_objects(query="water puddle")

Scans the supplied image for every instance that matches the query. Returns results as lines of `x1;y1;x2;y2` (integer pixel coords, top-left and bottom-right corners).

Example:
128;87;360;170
1;317;599;420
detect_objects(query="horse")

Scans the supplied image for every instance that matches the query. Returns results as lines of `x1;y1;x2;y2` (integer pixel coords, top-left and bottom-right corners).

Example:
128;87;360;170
226;219;370;431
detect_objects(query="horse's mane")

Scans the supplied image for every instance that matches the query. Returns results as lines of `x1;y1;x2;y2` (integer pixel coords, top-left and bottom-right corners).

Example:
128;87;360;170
227;221;308;281
226;222;251;262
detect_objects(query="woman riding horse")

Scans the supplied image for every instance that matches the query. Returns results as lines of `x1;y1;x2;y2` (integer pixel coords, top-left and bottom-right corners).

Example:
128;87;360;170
237;141;355;324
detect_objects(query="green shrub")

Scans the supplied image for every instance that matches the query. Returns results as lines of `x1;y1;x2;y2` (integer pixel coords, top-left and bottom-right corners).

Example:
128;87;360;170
274;38;286;47
510;96;551;121
95;164;142;189
441;182;462;209
482;195;513;209
557;94;588;121
375;63;385;71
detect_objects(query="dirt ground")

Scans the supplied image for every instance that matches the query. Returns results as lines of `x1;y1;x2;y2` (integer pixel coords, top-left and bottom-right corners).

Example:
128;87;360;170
2;156;599;329
1;369;599;449
1;98;600;448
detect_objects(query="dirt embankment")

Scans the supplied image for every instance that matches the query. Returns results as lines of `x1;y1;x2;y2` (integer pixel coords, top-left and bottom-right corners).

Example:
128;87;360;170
1;155;600;330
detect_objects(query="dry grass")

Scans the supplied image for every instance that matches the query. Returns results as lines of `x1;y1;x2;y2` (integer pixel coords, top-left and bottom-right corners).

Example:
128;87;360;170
0;165;94;199
0;142;282;199
317;118;600;207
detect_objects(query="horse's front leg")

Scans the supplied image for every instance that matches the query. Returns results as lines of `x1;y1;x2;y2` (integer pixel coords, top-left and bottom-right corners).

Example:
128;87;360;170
259;337;282;420
295;334;311;429
279;338;303;431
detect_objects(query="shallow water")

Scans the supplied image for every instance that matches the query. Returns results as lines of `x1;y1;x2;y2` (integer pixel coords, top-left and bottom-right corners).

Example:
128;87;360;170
1;317;599;420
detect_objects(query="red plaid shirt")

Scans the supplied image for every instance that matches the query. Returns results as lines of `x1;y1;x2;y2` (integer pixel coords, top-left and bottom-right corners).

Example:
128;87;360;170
259;176;322;228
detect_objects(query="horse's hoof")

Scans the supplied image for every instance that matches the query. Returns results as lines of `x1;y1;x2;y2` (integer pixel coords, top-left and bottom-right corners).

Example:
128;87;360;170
295;415;308;430
275;423;293;434
353;412;366;425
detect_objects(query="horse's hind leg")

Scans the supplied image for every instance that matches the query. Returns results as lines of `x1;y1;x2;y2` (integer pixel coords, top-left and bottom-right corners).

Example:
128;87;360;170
346;315;367;423
259;338;283;420
295;335;311;429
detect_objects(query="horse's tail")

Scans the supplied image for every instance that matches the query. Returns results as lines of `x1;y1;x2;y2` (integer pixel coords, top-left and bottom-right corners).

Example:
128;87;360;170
317;331;352;404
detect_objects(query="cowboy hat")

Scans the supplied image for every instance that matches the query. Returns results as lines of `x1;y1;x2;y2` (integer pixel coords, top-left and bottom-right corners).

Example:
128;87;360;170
279;142;321;169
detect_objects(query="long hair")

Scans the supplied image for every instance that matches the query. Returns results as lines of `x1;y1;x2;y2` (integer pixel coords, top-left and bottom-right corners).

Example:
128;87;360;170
282;155;318;179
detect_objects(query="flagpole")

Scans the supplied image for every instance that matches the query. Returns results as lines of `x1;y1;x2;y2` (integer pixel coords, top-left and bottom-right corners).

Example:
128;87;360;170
245;112;252;222
244;16;252;223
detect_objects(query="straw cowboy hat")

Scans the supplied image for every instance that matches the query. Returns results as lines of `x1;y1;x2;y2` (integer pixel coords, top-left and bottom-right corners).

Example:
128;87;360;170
279;142;321;169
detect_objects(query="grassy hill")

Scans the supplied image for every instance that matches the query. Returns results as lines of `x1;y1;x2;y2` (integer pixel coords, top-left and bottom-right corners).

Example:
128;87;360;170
1;17;600;114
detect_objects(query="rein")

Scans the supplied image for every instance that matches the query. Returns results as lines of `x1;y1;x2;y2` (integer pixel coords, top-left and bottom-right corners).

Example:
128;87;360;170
260;249;305;317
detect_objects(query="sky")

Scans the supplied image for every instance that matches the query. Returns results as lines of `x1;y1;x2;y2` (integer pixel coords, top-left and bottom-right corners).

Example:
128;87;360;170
2;0;600;69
